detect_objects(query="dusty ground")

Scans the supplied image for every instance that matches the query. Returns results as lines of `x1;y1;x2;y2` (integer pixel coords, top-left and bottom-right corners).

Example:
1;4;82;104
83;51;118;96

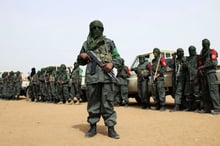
0;96;220;146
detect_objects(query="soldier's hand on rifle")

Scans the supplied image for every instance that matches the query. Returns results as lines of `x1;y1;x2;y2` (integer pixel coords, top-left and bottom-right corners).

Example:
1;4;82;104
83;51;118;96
103;63;113;73
80;53;91;61
154;73;160;80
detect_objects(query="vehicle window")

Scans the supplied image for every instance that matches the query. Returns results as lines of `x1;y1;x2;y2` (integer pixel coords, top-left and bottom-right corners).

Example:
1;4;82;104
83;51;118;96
166;53;171;59
131;57;140;68
131;54;150;69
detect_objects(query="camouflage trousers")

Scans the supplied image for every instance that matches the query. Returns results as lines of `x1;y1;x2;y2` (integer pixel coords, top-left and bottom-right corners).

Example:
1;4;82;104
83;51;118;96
86;83;117;127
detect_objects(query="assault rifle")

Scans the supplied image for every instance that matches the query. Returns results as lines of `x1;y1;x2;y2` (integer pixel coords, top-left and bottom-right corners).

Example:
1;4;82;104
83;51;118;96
87;50;119;82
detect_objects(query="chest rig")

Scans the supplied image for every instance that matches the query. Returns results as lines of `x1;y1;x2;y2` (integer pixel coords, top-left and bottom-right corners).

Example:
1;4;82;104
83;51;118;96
93;42;113;63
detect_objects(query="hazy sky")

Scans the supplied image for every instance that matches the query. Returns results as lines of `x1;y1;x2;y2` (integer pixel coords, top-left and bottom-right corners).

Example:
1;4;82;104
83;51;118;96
0;0;220;75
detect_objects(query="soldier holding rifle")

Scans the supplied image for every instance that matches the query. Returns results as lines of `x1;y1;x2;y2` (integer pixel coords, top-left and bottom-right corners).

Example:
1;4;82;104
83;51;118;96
151;48;167;111
77;20;122;139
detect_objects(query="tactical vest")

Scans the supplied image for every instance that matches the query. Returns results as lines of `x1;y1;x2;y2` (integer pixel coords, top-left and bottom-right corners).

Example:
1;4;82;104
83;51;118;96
93;42;113;63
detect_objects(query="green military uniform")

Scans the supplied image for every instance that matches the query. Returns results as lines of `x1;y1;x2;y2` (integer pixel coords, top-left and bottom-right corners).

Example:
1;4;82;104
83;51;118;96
151;48;167;111
199;39;220;114
29;70;39;102
70;62;83;103
115;59;130;106
171;48;187;111
134;55;150;109
77;20;121;139
0;73;4;98
38;69;47;102
14;71;22;99
184;46;200;111
48;70;57;103
57;64;69;104
7;71;16;99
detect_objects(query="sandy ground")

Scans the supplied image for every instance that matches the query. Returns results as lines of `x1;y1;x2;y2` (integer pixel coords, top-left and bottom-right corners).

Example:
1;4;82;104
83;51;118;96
0;96;220;146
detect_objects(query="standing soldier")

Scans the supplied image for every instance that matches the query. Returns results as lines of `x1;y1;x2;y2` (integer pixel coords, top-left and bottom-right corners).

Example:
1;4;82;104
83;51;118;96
48;69;57;103
184;46;201;111
57;64;70;104
0;72;4;98
77;20;121;139
132;55;150;109
198;38;220;115
14;71;22;99
70;62;83;104
29;68;39;102
151;48;167;111
170;48;187;111
7;71;16;100
2;72;9;99
115;59;130;107
38;69;47;102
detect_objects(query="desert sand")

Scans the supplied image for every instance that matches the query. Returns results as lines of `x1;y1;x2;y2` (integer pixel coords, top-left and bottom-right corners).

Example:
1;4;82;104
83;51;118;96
0;96;220;146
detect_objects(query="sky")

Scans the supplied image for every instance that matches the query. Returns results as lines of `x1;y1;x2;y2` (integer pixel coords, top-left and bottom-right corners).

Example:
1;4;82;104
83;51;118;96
0;0;220;75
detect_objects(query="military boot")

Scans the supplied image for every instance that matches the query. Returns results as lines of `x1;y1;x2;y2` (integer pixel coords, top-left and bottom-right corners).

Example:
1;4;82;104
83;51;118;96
108;126;120;139
170;104;180;112
85;124;97;137
160;105;166;111
184;101;193;111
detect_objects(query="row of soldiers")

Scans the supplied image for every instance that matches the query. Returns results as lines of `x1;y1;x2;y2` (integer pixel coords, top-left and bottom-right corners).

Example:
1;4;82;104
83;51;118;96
28;62;83;104
134;39;220;115
0;71;22;100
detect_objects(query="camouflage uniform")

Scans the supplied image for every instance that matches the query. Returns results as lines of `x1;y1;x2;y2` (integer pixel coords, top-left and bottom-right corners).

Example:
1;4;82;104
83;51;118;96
29;68;39;102
184;46;200;111
70;62;83;103
14;71;22;99
198;39;220;114
0;73;3;98
77;20;121;139
151;48;167;111
57;64;69;104
134;55;150;109
171;48;187;111
7;71;16;99
115;59;130;106
48;70;57;103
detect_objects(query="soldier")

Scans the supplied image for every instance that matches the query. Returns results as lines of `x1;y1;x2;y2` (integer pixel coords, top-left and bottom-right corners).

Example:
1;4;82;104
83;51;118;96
14;71;22;99
48;69;57;103
77;20;121;139
57;64;70;104
132;55;151;109
2;72;9;99
198;39;220;115
115;58;130;107
38;68;47;102
170;48;187;111
0;72;3;98
151;48;167;111
29;68;39;102
70;62;83;104
184;46;201;111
